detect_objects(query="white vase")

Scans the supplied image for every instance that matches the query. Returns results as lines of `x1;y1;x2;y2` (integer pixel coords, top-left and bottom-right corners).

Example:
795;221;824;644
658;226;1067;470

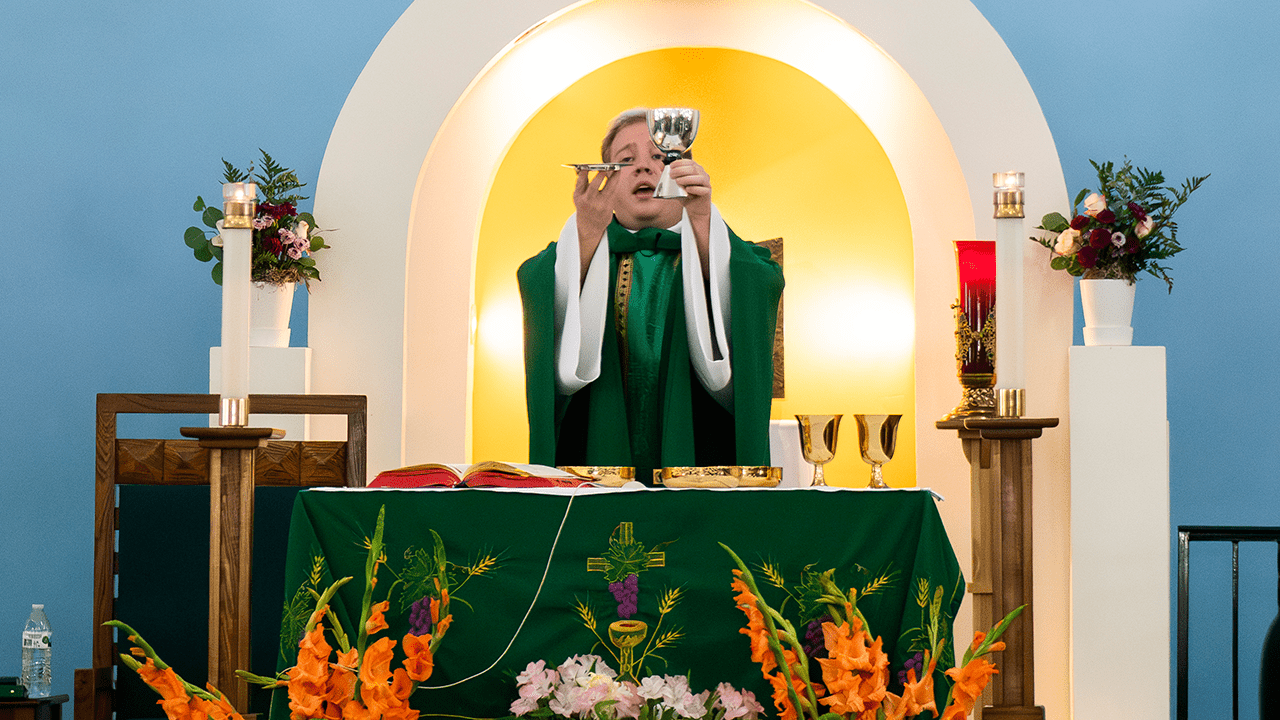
1080;278;1135;346
249;281;296;347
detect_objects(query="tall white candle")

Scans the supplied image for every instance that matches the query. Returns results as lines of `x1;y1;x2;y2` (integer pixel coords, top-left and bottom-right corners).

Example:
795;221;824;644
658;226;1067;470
220;182;255;424
994;172;1026;391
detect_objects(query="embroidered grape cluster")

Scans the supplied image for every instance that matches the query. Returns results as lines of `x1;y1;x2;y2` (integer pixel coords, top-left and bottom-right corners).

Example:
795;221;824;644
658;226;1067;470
897;651;926;685
608;573;640;619
408;594;434;636
802;615;831;658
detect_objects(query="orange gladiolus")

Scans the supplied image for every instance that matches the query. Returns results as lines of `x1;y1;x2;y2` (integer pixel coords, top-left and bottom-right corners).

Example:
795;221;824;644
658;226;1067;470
816;616;888;719
401;632;435;682
326;648;359;706
940;655;999;720
731;570;776;673
883;649;940;720
764;649;817;720
365;601;390;636
434;614;453;639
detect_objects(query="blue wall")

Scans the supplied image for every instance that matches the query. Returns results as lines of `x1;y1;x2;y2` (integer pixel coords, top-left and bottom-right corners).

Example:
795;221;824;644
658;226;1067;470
2;0;1275;714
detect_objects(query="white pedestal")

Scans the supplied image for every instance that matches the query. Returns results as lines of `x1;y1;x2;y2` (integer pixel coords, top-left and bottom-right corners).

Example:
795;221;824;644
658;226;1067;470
1069;346;1169;720
210;346;312;439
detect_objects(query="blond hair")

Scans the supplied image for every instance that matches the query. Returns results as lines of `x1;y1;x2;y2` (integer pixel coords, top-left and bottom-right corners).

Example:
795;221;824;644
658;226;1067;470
600;107;649;162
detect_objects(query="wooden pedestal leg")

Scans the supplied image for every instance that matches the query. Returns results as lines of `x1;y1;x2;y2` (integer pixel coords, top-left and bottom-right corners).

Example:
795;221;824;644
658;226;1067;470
208;446;254;712
180;426;283;713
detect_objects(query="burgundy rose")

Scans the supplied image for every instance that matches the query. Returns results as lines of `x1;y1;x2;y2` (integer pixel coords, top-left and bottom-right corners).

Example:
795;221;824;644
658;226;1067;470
1089;227;1111;248
1076;246;1098;268
1095;209;1116;224
262;234;283;255
259;202;295;219
1127;202;1148;220
1070;214;1090;230
1125;234;1141;254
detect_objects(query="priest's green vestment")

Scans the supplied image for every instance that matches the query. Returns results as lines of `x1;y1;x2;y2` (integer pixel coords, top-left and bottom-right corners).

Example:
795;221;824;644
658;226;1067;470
518;220;783;484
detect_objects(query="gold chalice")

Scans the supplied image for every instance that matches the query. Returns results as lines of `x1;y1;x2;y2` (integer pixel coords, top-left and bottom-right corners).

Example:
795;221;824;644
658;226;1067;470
854;414;901;488
795;414;841;487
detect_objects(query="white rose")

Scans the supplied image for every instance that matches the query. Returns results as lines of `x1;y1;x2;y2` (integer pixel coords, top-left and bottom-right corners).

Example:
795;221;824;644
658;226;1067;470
1136;216;1154;238
296;220;309;241
1053;228;1081;256
1083;192;1107;217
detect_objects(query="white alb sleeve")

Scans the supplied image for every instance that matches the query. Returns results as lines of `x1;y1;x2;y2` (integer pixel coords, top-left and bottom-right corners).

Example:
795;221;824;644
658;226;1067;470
553;213;609;395
681;205;734;409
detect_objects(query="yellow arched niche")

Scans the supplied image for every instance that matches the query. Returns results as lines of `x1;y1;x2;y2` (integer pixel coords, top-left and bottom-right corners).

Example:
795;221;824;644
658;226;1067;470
472;47;916;486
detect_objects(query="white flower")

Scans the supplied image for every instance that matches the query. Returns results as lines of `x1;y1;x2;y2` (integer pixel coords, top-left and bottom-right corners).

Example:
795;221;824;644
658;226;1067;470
253;217;272;230
510;696;539;716
636;676;666;700
660;675;691;706
1111;231;1126;249
1053;228;1081;256
1083;192;1107;217
296;220;309;241
674;690;710;718
1136;216;1154;238
517;660;547;686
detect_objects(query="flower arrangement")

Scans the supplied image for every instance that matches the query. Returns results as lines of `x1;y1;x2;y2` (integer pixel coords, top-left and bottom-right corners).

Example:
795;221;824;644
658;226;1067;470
110;507;449;720
1033;159;1207;292
510;655;765;720
721;544;1021;720
184;149;329;286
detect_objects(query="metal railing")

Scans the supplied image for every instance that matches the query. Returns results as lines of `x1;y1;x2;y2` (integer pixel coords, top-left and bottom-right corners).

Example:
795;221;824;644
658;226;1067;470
1176;525;1280;720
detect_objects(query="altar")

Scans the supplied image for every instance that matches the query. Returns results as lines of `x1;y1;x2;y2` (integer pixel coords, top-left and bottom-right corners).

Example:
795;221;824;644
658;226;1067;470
270;486;963;718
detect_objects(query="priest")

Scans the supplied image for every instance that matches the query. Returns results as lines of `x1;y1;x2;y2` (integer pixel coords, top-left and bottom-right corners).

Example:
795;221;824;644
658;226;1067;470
518;108;783;485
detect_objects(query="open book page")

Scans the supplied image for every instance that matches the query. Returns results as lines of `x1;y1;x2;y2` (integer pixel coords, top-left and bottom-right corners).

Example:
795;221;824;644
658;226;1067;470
369;461;580;488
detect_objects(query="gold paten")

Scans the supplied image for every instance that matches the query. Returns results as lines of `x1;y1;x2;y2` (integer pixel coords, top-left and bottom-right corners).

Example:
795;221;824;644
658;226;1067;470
559;466;635;487
654;466;781;488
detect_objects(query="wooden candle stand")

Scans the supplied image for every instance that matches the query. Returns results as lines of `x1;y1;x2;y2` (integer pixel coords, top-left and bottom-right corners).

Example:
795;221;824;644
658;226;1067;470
937;416;1057;720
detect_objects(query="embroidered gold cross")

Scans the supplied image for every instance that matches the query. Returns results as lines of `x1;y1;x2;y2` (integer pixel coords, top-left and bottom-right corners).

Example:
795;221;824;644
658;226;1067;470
587;522;665;573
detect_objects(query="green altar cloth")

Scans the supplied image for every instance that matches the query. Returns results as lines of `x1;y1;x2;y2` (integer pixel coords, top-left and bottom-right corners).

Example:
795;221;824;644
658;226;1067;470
271;487;963;719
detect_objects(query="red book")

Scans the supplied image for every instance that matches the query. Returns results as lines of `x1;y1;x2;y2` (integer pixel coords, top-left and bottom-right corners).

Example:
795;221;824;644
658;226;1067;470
369;461;586;489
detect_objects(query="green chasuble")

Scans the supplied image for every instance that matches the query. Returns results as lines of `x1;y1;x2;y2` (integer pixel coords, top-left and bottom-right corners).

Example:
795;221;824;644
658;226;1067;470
518;219;783;484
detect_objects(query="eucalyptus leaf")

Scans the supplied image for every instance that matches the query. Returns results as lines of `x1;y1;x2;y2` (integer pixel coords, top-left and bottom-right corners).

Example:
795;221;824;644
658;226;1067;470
298;257;316;267
194;246;213;262
1050;256;1069;271
211;245;222;261
184;226;208;248
1040;212;1070;233
1073;187;1089;208
193;196;206;212
211;262;223;285
202;207;223;229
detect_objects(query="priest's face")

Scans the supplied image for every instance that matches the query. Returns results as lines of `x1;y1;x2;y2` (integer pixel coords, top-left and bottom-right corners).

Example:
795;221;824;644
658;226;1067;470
605;120;684;230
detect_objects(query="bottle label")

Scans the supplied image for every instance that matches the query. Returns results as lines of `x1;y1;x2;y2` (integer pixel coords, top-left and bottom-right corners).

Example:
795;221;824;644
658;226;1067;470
22;631;50;649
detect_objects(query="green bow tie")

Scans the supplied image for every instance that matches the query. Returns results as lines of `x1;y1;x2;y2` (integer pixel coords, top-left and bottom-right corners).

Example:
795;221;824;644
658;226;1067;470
608;225;682;254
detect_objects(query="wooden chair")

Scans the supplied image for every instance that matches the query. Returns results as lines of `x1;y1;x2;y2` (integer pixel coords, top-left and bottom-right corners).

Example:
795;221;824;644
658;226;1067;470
74;393;367;720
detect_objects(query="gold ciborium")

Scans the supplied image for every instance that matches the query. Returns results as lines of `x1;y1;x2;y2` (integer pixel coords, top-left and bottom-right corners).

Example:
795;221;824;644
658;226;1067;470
854;414;901;488
795;414;841;487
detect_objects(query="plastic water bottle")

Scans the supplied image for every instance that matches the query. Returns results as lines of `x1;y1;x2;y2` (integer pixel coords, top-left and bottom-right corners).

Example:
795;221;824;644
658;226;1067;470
21;604;51;698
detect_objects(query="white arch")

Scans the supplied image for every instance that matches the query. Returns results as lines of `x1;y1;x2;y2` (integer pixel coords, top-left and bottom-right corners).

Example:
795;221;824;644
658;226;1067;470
308;0;1072;713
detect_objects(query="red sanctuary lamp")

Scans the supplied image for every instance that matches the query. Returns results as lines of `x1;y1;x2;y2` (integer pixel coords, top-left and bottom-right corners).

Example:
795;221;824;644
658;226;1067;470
942;239;997;419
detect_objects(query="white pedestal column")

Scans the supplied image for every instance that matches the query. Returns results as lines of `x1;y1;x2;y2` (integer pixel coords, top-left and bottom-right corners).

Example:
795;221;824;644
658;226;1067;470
210;346;313;439
1069;346;1169;720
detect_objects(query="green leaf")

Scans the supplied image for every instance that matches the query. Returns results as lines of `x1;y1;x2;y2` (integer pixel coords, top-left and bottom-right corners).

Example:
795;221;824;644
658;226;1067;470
212;262;223;285
202;207;223;229
194;245;213;262
1073;187;1090;208
310;236;328;252
193;196;206;212
297;212;317;226
1040;212;1070;233
211;245;222;261
185;226;208;249
1049;256;1069;271
298;257;316;267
